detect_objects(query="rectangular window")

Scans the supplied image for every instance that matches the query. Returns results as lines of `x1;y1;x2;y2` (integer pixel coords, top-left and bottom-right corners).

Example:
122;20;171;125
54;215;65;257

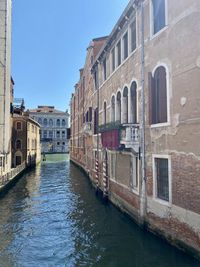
16;122;22;130
130;20;136;52
116;40;121;66
49;131;53;138
155;158;169;201
123;32;128;60
111;48;115;72
94;68;99;90
56;131;60;138
152;0;166;35
62;131;65;138
43;130;47;138
94;108;98;135
103;58;107;81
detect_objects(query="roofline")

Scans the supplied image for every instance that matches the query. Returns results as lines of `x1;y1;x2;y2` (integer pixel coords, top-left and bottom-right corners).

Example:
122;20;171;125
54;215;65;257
91;0;140;71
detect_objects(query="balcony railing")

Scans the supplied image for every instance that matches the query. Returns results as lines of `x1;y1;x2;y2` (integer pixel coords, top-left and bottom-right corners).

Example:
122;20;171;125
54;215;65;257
99;122;139;153
120;124;139;153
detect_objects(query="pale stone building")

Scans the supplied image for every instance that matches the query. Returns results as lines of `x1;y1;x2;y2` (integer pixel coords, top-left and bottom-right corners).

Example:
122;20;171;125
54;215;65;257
0;0;12;176
70;0;200;258
29;106;69;153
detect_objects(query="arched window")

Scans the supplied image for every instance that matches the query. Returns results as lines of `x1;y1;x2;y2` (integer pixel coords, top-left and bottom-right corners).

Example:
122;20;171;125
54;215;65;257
49;119;53;127
149;66;167;124
56;119;60;127
103;101;107;125
16;139;22;150
152;0;166;35
43;118;48;127
16;121;22;130
62;119;66;127
130;82;137;123
122;87;128;123
111;95;115;122
38;118;42;126
116;91;121;123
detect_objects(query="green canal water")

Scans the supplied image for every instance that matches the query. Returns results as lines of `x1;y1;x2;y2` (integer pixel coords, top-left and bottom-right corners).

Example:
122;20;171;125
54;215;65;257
0;154;199;267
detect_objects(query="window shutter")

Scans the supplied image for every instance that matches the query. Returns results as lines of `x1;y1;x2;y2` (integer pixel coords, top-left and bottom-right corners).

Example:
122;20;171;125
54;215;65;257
159;67;167;123
148;72;154;125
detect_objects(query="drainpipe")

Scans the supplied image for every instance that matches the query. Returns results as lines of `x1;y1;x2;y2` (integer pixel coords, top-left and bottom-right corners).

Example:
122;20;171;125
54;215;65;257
140;0;147;223
96;67;100;189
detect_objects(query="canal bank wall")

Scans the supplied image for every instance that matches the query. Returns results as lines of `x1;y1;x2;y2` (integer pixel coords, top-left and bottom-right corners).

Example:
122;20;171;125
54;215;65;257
0;161;39;198
70;157;200;261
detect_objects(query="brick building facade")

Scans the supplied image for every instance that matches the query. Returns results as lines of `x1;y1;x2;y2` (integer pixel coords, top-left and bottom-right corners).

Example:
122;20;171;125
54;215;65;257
70;0;200;258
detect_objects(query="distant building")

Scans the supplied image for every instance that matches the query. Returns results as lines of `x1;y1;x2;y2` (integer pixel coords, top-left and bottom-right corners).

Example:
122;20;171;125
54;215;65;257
28;106;70;153
0;0;12;176
12;114;41;167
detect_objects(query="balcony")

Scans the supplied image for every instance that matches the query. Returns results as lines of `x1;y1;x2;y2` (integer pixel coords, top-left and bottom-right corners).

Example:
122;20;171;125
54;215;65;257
120;124;139;153
83;122;92;135
99;122;139;153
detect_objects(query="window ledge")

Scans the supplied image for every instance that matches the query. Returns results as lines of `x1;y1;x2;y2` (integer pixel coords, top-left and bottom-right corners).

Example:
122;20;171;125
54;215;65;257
150;25;168;41
150;122;170;128
153;197;172;207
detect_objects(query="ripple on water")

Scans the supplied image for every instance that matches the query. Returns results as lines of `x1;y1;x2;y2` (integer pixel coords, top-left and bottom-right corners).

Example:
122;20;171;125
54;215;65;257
0;156;199;267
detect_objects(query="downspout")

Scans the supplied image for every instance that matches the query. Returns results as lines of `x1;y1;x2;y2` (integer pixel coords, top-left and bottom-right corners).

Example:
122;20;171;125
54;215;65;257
140;0;147;222
96;68;100;189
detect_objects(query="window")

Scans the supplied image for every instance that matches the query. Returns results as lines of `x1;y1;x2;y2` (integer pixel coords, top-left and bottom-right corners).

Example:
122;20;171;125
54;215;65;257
103;101;107;125
62;142;65;145
56;131;60;138
89;107;92;122
49;119;53;127
149;66;167;124
103;58;107;81
49;130;53;138
130;20;136;52
111;96;115;122
16;140;22;149
152;0;166;35
56;119;60;127
32;139;35;150
62;119;66;127
43;118;48;127
62;131;65;138
43;130;47;138
130;81;137;123
116;40;121;66
111;48;115;72
123;32;128;60
94;108;98;135
116;92;121;123
38;118;42;125
57;142;60;145
154;157;169;201
122;87;128;123
94;68;99;90
16;121;22;130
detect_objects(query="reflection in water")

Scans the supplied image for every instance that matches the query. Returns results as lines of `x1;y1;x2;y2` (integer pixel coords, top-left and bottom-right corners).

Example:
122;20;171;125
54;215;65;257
0;154;198;267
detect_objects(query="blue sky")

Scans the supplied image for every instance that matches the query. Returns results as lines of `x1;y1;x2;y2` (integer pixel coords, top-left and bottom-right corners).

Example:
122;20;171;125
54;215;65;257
12;0;129;112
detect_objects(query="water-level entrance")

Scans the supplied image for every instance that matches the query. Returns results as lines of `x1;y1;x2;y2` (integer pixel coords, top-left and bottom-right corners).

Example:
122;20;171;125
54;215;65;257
0;154;199;267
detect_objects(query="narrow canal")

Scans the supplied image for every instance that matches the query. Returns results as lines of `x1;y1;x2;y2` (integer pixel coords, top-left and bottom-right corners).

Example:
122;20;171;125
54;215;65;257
0;155;199;267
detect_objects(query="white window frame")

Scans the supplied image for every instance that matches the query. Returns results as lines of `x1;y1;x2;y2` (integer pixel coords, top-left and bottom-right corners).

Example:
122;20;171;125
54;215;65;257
152;154;172;205
150;63;170;128
122;31;129;61
150;0;168;39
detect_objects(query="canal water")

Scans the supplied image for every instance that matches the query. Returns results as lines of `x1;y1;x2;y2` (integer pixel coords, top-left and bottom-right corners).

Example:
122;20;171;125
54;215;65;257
0;154;199;267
